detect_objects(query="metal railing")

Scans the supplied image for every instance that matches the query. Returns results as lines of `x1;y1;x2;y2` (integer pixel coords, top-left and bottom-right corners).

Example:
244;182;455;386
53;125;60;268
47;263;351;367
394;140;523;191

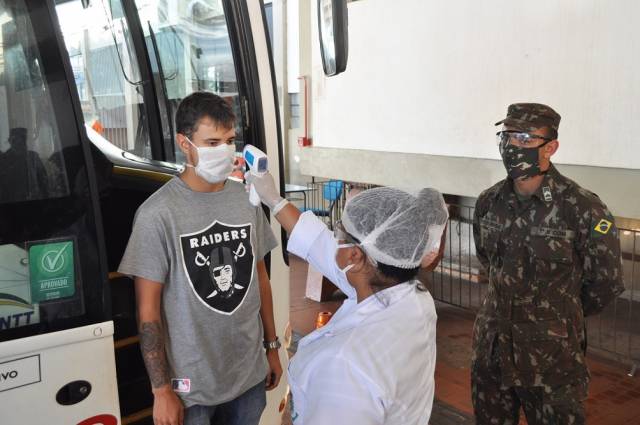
429;204;640;372
288;179;375;229
295;179;640;370
429;205;488;310
587;227;640;373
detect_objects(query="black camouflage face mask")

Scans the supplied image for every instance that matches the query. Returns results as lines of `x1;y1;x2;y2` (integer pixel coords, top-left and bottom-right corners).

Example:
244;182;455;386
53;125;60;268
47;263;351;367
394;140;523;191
501;144;544;180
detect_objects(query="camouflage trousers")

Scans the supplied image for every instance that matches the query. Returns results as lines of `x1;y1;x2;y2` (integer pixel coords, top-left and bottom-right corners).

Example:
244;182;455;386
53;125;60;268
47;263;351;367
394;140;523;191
471;359;588;425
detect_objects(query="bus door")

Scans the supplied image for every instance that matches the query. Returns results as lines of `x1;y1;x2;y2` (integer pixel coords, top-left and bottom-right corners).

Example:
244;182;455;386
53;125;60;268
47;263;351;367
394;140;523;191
0;0;119;424
52;0;287;423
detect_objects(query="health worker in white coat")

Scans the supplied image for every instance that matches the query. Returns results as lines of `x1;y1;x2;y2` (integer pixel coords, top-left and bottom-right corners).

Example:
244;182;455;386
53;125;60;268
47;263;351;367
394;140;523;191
246;172;449;425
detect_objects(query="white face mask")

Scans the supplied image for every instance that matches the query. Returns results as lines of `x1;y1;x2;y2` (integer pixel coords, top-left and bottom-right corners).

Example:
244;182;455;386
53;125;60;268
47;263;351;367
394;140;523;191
335;243;355;276
185;137;235;183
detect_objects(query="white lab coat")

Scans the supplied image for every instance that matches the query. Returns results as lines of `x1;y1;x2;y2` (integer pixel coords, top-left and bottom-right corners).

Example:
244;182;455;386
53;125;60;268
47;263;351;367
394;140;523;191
287;212;437;425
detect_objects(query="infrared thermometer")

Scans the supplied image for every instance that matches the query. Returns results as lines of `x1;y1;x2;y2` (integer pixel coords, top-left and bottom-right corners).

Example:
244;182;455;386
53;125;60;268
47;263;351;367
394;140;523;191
243;145;268;206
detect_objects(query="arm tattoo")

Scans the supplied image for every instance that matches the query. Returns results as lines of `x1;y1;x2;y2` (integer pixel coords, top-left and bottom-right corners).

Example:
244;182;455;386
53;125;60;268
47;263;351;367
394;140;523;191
139;321;170;388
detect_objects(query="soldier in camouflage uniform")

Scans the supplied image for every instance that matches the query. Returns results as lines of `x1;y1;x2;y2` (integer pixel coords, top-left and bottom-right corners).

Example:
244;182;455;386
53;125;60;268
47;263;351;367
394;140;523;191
471;103;625;424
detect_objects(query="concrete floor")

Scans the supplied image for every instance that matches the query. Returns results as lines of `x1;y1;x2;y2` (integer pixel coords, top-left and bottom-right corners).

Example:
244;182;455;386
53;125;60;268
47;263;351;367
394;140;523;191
286;255;640;425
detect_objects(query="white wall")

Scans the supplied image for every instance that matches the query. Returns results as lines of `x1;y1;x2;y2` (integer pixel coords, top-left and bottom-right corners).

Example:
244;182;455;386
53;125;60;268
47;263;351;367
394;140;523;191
311;0;640;170
286;0;300;92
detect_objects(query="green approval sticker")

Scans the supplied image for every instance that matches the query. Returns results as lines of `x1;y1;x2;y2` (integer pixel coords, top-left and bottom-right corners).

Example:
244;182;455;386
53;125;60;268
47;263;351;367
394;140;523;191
29;240;75;302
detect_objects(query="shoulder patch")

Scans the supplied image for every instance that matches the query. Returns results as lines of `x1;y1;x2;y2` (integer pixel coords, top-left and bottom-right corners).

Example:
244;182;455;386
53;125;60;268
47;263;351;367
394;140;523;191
593;219;613;236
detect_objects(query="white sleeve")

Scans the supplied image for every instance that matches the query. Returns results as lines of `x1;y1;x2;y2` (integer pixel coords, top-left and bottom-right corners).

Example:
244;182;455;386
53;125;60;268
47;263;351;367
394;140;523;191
301;357;386;425
287;211;356;298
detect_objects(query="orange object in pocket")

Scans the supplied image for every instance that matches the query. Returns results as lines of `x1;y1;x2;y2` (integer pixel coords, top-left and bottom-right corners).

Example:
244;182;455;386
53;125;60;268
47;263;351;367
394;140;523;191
315;311;332;329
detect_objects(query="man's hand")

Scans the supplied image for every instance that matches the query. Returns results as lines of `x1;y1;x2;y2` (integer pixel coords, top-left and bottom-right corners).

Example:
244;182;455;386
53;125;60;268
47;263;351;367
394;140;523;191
420;250;440;270
265;349;283;391
421;223;447;271
152;385;184;425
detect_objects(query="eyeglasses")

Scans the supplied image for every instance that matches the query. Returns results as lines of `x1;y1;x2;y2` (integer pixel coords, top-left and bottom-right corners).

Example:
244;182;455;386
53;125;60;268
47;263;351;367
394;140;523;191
333;220;359;244
496;130;553;153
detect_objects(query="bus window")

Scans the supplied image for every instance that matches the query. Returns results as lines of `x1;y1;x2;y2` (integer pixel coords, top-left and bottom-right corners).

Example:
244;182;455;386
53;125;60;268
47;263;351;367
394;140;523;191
0;0;107;338
135;0;245;164
0;8;70;204
55;0;152;159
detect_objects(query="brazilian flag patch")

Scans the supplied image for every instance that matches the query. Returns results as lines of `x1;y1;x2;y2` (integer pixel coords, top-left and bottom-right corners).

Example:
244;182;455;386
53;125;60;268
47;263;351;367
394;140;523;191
593;219;613;235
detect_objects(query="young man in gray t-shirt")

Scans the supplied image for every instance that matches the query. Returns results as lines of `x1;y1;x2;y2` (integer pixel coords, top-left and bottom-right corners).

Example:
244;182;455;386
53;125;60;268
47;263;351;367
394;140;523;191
118;92;282;425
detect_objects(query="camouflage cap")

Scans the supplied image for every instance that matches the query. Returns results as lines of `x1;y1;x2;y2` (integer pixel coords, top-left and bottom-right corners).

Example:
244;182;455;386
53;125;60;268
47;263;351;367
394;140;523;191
495;103;561;137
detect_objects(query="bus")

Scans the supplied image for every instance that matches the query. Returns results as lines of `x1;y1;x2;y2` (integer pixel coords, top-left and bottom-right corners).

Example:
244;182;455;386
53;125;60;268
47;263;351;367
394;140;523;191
0;0;292;423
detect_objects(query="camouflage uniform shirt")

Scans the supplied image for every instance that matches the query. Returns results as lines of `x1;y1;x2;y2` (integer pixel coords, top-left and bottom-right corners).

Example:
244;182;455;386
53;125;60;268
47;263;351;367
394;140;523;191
472;164;624;388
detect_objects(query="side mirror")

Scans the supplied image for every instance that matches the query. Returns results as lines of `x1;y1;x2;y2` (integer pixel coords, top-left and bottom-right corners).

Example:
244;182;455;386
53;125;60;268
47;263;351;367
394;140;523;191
317;0;348;76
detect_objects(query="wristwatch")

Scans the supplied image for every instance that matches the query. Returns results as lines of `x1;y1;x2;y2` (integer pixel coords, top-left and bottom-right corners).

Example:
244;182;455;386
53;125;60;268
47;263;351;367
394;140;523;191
263;337;281;350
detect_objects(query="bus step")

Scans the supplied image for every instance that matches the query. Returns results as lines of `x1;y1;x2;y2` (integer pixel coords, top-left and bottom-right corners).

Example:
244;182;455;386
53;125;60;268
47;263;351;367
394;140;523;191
116;344;153;416
110;274;138;340
122;407;153;425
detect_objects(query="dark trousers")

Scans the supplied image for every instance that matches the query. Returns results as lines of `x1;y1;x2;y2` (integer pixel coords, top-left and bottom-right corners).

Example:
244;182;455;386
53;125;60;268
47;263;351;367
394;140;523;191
472;359;587;425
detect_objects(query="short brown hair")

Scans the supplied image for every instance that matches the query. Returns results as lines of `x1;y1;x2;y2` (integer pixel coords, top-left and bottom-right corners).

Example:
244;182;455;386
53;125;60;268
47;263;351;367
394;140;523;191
175;92;235;138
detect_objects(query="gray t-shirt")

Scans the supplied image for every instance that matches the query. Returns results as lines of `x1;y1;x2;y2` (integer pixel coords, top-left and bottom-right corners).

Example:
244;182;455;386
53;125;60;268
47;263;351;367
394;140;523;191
118;177;278;407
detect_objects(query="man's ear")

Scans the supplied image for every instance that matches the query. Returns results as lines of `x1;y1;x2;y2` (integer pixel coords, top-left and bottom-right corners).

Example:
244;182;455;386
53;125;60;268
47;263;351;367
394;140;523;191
177;133;191;157
543;140;559;159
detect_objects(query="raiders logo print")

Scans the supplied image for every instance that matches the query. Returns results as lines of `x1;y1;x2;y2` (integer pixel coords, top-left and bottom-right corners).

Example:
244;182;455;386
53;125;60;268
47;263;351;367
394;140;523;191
180;221;254;315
